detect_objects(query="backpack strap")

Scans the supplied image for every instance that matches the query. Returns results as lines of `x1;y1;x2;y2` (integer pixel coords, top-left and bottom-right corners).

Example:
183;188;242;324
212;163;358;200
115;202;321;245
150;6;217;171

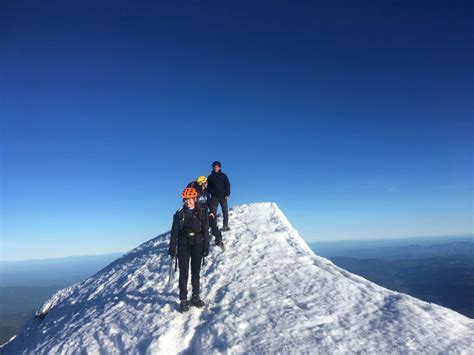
198;205;209;221
177;208;185;231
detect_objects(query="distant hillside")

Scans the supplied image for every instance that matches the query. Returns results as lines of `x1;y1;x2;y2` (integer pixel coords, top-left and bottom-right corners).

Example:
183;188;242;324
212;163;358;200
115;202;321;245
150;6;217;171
309;236;474;259
330;255;474;318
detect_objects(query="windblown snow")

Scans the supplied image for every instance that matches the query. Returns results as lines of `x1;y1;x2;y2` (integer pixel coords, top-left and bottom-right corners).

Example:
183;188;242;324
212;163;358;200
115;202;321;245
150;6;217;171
2;203;473;354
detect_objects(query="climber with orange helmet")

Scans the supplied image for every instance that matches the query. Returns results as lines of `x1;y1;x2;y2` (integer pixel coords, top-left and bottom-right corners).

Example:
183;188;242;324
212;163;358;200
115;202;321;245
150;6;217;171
169;186;210;312
187;176;224;249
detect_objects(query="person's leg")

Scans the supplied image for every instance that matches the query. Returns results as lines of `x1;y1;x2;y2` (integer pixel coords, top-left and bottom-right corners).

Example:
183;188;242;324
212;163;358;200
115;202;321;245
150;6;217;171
209;196;219;217
209;213;222;244
178;244;190;301
220;197;229;228
190;243;203;298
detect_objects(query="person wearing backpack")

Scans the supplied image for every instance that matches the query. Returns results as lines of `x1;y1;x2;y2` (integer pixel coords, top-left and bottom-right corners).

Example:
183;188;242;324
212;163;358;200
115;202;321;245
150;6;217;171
187;176;224;248
207;161;231;231
168;187;210;312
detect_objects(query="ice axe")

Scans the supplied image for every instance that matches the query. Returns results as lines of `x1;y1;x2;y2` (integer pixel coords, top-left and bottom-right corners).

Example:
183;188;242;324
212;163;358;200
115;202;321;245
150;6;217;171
168;256;178;287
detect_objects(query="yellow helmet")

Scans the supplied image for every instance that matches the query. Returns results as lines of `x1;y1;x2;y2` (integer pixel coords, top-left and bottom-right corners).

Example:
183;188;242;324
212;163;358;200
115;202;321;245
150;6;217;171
196;176;207;185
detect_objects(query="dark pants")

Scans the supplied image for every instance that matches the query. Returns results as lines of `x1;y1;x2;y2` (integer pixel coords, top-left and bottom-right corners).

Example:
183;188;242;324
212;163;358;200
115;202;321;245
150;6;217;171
209;214;222;243
198;202;222;243
178;242;203;300
210;196;229;227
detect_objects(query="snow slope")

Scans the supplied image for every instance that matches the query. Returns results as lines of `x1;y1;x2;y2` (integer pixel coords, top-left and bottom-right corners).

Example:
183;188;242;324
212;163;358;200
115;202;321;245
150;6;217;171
2;203;473;354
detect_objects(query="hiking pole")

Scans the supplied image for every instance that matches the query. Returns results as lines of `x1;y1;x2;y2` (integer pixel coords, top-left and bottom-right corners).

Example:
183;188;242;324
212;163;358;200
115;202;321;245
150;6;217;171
201;254;206;285
168;257;174;287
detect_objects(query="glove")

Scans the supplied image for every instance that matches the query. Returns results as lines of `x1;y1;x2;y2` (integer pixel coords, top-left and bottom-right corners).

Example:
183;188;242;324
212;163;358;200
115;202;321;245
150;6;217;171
168;247;177;258
203;247;209;257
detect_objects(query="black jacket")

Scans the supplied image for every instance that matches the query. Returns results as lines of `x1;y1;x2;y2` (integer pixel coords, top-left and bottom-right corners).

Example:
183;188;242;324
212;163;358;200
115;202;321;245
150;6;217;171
207;171;231;198
169;206;210;252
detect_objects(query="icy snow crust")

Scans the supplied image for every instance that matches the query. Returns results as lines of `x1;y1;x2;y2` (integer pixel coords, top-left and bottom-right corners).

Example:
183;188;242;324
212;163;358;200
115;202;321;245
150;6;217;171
3;203;473;354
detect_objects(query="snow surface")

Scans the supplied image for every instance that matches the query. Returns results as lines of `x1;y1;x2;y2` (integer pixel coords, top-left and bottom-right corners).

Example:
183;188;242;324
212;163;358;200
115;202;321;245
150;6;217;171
2;202;473;354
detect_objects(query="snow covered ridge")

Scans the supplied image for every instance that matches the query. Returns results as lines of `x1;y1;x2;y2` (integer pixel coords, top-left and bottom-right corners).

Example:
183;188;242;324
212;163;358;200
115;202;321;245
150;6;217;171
2;202;473;354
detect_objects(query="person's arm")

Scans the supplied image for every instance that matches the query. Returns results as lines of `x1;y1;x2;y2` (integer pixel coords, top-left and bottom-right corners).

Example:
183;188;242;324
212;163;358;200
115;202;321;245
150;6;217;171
224;174;231;198
169;212;179;257
206;189;212;212
207;174;213;196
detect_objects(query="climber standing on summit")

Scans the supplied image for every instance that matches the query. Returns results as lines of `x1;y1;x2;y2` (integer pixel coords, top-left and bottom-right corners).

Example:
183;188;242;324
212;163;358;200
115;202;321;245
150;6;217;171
208;161;231;231
169;187;210;312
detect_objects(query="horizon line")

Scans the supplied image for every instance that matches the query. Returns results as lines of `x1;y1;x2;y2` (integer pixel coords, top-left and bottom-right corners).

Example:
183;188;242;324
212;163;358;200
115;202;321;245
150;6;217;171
1;234;473;263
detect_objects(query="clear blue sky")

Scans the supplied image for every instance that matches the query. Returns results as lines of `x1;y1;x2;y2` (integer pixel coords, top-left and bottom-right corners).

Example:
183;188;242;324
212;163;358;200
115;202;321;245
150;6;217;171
1;1;473;260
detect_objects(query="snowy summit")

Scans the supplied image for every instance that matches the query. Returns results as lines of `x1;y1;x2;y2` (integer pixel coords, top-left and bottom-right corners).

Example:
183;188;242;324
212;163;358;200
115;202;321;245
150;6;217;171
2;203;473;354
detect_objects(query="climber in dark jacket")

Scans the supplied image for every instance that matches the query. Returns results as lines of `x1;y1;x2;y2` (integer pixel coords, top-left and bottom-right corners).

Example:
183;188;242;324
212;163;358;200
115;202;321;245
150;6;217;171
169;187;209;312
187;176;223;247
207;161;231;231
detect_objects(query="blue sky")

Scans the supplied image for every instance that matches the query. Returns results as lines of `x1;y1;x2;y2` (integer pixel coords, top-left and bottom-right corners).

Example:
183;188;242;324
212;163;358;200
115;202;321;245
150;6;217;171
1;1;473;260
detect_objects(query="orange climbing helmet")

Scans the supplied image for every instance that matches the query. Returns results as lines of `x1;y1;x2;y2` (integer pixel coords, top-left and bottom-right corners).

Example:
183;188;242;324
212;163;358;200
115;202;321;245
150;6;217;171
181;187;198;199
